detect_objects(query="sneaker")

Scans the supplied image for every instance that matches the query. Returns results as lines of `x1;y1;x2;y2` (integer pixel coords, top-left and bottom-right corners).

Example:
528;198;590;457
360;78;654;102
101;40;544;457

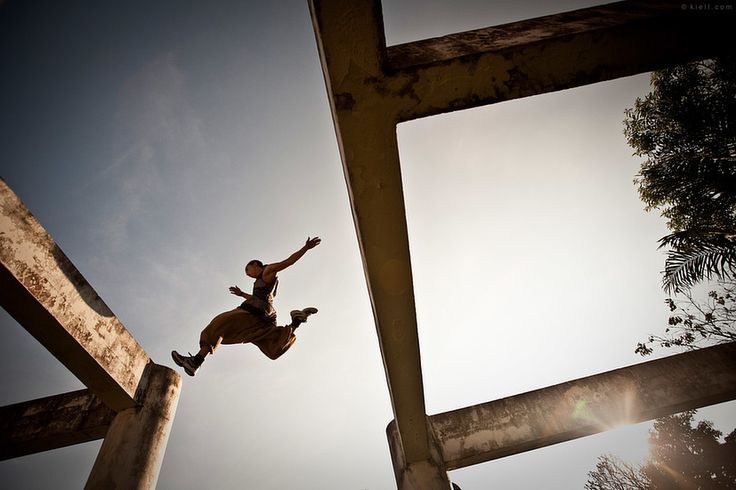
171;350;200;376
290;307;318;324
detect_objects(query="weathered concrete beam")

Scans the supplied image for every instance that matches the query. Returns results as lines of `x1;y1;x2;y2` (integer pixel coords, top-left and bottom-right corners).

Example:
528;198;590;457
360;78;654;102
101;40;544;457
386;1;731;121
310;0;431;464
388;1;675;68
85;364;182;490
0;389;116;460
0;179;150;411
430;342;736;470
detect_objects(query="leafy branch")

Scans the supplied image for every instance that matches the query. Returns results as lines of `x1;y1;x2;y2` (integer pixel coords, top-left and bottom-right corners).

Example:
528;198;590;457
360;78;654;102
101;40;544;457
635;279;736;356
659;229;736;293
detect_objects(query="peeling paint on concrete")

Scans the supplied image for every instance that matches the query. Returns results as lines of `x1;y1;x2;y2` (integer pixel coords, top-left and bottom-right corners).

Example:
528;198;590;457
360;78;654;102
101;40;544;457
86;364;182;490
0;179;150;411
430;343;736;470
0;389;116;460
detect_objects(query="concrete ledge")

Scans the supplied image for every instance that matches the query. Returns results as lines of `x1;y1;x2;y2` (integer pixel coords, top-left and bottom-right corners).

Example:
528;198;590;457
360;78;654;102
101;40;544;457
386;1;730;121
430;342;736;470
0;389;115;460
0;179;150;411
387;2;686;68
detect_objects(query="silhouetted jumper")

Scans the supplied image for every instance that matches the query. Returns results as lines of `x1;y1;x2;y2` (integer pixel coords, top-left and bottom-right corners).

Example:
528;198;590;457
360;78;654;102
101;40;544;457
172;237;321;376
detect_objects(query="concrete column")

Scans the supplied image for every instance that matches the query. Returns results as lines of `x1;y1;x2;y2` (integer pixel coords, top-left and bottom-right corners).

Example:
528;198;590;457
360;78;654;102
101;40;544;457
85;364;181;490
387;419;452;490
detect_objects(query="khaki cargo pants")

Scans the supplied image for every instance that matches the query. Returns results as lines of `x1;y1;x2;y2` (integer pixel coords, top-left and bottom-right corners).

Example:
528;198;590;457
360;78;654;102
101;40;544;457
199;308;296;360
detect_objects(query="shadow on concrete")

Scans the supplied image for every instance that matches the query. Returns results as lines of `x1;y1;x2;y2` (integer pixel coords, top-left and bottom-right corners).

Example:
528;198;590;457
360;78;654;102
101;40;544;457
52;243;115;318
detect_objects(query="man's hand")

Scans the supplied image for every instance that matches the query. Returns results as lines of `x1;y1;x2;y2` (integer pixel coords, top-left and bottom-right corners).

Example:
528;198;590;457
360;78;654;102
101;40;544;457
305;236;321;250
229;286;244;297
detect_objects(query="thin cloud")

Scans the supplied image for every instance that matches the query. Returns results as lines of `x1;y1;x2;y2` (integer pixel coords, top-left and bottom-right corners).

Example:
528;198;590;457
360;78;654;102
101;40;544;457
92;51;210;255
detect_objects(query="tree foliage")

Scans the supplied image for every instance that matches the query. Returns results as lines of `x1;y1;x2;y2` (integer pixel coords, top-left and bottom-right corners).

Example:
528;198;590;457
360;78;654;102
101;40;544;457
625;56;736;233
586;411;736;489
625;56;736;292
658;230;736;293
644;411;736;489
586;455;649;490
635;279;736;356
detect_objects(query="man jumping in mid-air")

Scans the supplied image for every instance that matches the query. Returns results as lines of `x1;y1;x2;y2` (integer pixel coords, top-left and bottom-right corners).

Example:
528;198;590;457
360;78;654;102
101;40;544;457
172;236;321;376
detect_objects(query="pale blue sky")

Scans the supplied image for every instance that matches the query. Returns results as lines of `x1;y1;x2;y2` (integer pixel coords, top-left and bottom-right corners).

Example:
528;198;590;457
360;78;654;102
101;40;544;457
1;1;733;489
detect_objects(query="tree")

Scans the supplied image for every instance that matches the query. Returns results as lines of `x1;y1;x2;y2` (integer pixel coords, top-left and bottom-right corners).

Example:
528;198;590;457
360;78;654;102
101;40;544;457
624;56;736;292
635;278;736;356
586;411;736;490
644;411;736;489
585;455;648;490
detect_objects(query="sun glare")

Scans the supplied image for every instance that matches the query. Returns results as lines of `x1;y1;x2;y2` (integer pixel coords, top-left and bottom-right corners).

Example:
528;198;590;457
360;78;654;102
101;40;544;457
602;422;652;467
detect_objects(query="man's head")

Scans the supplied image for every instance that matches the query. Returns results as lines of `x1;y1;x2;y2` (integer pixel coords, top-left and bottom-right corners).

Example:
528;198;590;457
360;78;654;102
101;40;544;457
245;259;264;278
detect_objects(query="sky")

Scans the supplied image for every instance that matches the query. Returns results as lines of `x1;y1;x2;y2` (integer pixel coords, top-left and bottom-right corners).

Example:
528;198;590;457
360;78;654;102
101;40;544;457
1;1;734;489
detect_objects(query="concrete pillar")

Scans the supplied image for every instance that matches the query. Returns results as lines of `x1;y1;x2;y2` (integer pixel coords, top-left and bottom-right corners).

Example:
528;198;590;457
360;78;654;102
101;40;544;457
387;419;452;490
85;364;181;490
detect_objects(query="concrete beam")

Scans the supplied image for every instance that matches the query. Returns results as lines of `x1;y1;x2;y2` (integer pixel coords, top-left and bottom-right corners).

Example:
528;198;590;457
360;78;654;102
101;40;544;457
429;342;736;470
310;0;431;464
0;179;150;411
0;389;116;460
386;1;731;121
86;364;182;490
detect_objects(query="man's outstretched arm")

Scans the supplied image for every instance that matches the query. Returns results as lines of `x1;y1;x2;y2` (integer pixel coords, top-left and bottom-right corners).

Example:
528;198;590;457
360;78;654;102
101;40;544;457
263;237;321;280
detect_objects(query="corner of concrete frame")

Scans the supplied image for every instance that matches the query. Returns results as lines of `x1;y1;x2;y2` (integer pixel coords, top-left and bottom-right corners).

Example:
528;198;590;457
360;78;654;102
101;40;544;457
386;417;453;490
1;178;184;489
310;0;736;488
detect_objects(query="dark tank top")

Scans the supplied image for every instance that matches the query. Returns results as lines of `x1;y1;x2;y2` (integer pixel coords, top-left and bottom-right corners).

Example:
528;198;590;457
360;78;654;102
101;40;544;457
239;274;278;323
